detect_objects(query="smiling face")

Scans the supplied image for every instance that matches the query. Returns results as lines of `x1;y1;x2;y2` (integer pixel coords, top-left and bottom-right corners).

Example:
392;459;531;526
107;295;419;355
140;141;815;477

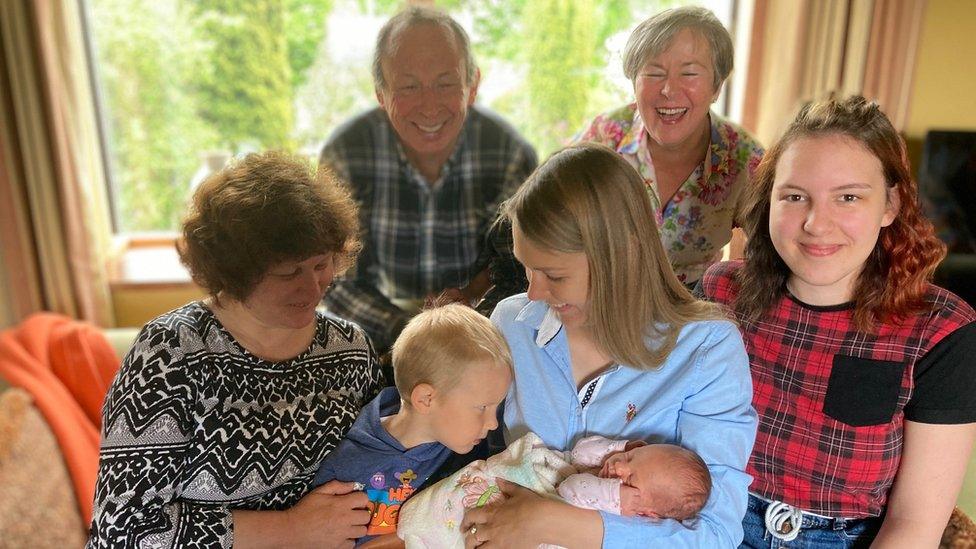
513;226;591;330
427;361;511;454
376;22;478;173
240;253;335;329
769;134;899;305
633;28;718;152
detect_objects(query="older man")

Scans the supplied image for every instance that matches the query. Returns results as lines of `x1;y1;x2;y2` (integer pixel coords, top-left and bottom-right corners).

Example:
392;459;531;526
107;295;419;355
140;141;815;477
321;7;536;355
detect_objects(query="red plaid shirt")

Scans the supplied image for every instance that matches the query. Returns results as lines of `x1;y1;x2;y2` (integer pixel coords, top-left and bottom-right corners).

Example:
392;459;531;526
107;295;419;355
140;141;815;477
703;261;976;517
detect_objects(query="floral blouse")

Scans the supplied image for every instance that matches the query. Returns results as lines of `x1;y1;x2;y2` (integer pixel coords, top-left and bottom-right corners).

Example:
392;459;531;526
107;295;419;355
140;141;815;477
574;103;763;284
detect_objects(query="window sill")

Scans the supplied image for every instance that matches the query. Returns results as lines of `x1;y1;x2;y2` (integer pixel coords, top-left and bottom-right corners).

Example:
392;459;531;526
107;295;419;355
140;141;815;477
109;234;195;290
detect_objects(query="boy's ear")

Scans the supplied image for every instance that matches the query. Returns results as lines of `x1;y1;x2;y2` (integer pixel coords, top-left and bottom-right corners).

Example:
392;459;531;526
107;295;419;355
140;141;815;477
410;383;436;414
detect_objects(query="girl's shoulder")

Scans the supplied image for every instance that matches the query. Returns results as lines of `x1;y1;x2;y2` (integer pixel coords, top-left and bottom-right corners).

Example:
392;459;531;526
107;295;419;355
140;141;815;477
908;284;976;343
699;260;744;305
675;317;741;350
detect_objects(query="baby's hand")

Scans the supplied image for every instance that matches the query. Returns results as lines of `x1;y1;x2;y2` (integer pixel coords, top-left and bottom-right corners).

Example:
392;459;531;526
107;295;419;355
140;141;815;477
597;440;647;475
618;484;641;517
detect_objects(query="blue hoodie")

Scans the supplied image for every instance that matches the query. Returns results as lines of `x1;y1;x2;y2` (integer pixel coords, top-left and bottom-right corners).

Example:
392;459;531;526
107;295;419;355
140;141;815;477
313;386;454;542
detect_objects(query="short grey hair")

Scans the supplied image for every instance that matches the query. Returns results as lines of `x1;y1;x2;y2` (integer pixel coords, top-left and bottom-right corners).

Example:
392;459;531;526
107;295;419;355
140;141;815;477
622;6;733;92
372;6;477;92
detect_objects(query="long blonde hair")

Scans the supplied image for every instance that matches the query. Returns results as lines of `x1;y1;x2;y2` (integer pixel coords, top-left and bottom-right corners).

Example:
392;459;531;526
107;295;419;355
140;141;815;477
504;143;722;369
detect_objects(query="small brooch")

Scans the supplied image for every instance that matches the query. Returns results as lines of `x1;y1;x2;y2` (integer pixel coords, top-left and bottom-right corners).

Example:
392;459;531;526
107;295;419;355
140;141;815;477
626;403;637;423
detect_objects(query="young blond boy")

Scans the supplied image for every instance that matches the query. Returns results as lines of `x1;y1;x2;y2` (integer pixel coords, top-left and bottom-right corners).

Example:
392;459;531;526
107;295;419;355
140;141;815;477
313;304;512;544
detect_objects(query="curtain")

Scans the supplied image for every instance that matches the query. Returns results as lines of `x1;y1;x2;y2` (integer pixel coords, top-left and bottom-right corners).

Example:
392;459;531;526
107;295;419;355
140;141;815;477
0;0;114;329
742;0;927;145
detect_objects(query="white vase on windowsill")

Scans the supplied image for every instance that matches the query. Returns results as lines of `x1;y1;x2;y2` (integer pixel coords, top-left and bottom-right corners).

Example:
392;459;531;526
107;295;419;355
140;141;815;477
189;151;232;191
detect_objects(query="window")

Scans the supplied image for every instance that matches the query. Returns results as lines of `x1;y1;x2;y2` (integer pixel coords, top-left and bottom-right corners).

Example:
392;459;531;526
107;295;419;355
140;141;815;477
85;0;735;234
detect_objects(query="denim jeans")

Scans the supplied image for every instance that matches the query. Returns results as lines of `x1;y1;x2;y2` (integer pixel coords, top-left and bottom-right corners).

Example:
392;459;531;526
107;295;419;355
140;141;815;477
739;494;883;549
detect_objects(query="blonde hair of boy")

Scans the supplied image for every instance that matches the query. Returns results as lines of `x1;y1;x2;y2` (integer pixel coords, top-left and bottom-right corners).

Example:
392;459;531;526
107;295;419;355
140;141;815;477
392;303;512;402
504;143;723;370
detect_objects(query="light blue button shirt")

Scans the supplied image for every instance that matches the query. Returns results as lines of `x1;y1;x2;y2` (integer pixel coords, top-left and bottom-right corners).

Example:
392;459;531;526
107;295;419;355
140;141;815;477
492;294;757;548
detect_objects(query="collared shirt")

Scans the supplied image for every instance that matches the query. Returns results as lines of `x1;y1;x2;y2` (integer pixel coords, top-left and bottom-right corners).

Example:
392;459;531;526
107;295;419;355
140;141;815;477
702;261;976;517
491;294;757;548
321;106;536;352
574;104;764;284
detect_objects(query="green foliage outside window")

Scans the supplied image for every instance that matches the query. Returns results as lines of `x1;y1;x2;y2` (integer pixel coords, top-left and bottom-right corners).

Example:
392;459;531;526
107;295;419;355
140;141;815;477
88;0;682;232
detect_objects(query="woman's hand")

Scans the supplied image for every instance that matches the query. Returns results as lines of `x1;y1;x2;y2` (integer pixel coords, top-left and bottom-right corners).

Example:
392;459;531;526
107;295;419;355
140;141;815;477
234;480;370;549
285;480;371;548
460;478;602;548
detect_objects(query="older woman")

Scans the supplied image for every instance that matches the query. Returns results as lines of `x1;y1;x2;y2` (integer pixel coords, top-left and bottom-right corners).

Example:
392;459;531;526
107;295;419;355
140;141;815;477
576;6;763;287
87;152;384;548
702;96;976;547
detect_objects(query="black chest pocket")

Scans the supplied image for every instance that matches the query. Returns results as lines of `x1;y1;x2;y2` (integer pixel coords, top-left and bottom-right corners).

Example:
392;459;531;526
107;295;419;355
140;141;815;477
823;355;906;427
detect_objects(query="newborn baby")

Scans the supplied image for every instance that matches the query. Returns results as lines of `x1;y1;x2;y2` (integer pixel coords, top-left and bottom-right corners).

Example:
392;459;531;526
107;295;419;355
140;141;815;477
560;435;711;520
397;432;711;548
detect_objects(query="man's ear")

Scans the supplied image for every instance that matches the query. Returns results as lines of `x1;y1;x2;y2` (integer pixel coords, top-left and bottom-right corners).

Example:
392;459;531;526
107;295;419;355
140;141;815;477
375;86;387;109
410;383;436;414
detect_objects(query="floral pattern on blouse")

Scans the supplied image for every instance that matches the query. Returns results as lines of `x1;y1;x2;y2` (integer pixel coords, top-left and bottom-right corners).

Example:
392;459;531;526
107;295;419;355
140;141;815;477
574;103;764;284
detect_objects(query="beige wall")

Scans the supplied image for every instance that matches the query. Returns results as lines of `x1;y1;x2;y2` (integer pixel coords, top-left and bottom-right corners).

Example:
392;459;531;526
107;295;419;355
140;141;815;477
112;285;204;328
905;0;976;166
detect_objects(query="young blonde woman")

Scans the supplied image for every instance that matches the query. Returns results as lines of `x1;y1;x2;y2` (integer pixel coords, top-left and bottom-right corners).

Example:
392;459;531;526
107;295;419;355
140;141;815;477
461;143;758;547
702;96;976;547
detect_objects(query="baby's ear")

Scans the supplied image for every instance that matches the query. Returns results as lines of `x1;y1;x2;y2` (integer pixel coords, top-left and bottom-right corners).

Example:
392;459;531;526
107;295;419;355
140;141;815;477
409;383;436;414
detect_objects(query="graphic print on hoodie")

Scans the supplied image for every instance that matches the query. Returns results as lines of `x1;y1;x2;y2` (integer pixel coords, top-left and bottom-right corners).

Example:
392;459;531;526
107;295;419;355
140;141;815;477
313;386;454;541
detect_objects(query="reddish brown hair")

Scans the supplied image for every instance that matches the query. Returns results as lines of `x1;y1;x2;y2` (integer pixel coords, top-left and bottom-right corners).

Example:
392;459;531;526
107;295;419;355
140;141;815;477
178;151;360;301
736;96;945;330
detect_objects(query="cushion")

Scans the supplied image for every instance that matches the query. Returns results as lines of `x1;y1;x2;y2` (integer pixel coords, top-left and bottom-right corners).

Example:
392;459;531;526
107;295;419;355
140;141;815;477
0;387;87;547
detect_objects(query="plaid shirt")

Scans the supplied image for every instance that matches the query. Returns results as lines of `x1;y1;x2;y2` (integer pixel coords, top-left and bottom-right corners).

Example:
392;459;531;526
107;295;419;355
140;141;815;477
702;261;976;517
321;106;536;353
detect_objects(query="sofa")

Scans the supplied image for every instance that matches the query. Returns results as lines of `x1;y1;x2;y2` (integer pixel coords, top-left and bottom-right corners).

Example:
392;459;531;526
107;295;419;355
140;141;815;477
0;314;136;548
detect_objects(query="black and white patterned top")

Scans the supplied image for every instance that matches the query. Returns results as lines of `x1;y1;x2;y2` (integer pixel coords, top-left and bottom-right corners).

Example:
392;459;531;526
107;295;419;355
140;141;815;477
87;302;383;548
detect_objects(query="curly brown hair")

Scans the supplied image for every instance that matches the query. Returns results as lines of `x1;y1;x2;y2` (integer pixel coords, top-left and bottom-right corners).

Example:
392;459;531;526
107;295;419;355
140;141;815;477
736;96;945;330
178;151;361;301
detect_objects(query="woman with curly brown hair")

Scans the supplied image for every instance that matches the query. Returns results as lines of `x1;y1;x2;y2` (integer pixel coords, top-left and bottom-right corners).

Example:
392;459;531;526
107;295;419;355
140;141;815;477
701;96;976;547
88;151;384;548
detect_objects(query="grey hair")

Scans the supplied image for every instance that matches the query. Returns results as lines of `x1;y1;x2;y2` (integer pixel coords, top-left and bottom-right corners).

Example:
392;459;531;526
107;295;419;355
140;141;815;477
622;6;733;92
371;6;477;91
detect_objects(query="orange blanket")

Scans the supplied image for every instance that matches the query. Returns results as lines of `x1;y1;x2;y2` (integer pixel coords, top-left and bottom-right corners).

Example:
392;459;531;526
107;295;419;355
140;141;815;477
0;313;121;526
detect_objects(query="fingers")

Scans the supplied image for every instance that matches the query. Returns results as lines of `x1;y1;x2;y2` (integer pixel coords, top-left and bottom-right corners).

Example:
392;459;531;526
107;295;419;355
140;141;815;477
349;508;371;526
464;521;487;549
460;506;485;531
494;477;525;496
315;479;360;496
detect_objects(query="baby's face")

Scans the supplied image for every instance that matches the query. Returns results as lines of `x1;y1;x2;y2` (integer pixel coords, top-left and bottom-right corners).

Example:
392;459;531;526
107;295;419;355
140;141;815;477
601;445;674;517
